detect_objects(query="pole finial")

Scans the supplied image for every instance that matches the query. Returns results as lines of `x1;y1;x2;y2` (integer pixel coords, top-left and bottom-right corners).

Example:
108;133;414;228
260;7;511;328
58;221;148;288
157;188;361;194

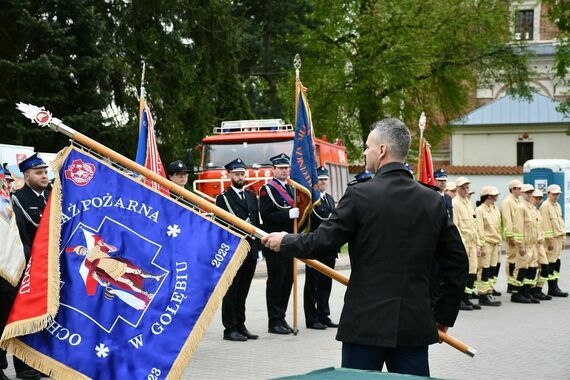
419;112;426;131
294;54;301;80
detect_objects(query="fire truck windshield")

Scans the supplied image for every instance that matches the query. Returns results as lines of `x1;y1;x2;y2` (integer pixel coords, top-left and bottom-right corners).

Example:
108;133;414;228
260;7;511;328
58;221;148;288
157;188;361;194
203;140;294;168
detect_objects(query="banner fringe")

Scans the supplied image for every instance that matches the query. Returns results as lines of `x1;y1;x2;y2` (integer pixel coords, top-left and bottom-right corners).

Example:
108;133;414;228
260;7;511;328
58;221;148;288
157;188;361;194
166;238;250;380
1;338;89;380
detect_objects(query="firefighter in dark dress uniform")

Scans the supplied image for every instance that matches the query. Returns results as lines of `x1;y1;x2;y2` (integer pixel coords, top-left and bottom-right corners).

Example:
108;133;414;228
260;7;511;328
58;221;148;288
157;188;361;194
215;158;260;341
259;153;298;335
304;166;339;329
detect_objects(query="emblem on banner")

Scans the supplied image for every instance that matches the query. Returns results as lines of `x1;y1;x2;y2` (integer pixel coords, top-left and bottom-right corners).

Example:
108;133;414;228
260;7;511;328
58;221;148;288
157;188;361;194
65;159;96;186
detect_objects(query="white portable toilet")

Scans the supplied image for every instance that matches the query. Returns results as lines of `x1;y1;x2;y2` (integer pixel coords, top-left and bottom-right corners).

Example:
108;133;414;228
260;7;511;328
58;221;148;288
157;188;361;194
523;159;570;232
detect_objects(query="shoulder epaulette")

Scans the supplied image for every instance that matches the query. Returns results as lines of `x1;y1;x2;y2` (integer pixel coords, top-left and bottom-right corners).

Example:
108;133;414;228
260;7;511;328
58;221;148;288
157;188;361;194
348;176;372;186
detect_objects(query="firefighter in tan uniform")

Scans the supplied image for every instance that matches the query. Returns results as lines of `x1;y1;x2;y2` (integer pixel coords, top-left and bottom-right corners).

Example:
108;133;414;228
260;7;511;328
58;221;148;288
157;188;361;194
540;184;568;297
474;186;502;306
452;177;481;310
531;190;552;300
501;179;522;292
511;184;540;303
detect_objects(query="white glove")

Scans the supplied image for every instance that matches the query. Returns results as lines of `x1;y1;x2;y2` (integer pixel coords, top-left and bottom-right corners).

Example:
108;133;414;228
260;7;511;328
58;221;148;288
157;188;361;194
289;208;300;219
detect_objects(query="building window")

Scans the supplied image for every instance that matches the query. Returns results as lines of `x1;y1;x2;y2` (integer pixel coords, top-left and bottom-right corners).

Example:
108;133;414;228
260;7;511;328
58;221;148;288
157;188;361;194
515;10;534;41
517;142;533;166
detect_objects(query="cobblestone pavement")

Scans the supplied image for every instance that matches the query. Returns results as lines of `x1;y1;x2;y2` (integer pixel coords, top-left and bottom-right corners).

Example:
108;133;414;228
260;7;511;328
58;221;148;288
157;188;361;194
3;251;569;379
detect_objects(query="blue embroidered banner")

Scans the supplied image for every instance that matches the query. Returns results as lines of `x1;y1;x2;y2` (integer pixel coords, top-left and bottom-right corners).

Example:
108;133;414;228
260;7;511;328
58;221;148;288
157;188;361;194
290;82;320;231
9;147;247;379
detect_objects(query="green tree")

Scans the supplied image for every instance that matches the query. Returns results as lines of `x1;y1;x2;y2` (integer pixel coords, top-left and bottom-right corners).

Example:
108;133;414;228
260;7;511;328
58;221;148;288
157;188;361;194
97;0;254;164
0;0;121;153
543;0;570;114
298;0;533;160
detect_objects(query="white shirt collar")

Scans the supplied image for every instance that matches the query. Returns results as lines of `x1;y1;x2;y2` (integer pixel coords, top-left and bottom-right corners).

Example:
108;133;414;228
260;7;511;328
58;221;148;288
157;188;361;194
231;186;244;196
31;188;45;198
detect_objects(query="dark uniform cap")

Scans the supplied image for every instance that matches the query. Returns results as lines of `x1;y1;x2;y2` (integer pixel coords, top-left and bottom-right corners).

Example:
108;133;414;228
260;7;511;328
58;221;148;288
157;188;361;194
317;166;329;180
167;160;190;175
224;158;247;173
270;153;290;167
19;153;48;173
434;168;448;180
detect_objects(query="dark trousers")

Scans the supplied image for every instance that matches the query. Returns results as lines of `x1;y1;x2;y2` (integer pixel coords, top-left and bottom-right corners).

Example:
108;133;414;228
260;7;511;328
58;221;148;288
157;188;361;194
304;257;335;325
342;342;429;377
222;253;257;334
264;249;293;327
0;278;34;373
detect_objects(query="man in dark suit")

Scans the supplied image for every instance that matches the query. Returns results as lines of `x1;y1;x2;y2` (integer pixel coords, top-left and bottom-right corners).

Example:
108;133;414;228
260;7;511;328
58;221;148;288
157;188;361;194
259;153;299;335
304;166;338;330
1;153;50;380
216;158;260;342
429;168;454;306
262;119;467;376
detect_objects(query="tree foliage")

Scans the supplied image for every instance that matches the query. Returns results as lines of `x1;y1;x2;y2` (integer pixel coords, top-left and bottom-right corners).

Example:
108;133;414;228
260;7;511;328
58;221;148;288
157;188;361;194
0;0;534;164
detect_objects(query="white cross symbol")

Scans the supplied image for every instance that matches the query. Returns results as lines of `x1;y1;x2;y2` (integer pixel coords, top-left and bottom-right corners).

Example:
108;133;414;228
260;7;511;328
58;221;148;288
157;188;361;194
95;343;110;358
167;224;181;238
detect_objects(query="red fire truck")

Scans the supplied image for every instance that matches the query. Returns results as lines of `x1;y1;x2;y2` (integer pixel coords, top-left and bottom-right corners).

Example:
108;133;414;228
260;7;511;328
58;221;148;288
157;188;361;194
193;119;349;203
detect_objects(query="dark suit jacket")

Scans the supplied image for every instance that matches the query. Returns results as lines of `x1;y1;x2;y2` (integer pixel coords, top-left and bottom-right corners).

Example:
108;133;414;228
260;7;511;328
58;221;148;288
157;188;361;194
259;181;295;233
12;184;51;260
216;187;261;254
280;162;468;348
311;193;338;258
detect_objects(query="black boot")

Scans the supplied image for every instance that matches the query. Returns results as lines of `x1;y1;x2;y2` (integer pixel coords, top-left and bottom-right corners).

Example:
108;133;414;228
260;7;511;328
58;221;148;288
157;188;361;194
466;274;481;309
524;285;540;303
479;293;502;306
532;287;551;301
460;294;474;311
511;286;531;303
548;279;569;297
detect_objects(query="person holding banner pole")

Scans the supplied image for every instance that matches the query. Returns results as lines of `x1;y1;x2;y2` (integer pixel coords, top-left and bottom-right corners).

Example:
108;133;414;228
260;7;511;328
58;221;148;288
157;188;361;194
262;119;468;376
259;153;298;335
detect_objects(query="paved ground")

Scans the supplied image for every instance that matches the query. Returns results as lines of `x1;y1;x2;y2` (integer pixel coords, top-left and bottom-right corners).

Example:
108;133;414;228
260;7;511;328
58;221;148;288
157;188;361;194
3;251;569;379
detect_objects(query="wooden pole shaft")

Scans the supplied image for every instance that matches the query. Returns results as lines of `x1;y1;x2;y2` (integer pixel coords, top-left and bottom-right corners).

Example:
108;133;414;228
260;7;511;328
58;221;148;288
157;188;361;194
71;131;474;357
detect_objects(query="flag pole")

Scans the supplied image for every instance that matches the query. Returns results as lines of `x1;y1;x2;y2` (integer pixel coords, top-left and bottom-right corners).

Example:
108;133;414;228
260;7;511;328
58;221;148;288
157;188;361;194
139;61;146;125
417;112;426;179
16;102;476;358
291;53;302;335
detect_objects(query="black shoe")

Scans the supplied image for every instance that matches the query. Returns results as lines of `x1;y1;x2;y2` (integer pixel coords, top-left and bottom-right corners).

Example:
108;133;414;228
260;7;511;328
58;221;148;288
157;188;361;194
492;288;502;296
1;369;10;380
532;288;551;301
548;287;569;297
281;320;294;333
507;284;513;293
238;327;259;340
464;298;481;310
268;325;291;335
321;320;339;328
511;292;531;304
479;294;502;306
16;370;41;380
307;322;327;330
459;300;473;311
223;330;248;341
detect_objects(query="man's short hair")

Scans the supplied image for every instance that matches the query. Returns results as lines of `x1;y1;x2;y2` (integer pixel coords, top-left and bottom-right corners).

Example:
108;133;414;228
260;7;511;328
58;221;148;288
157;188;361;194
370;118;411;161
